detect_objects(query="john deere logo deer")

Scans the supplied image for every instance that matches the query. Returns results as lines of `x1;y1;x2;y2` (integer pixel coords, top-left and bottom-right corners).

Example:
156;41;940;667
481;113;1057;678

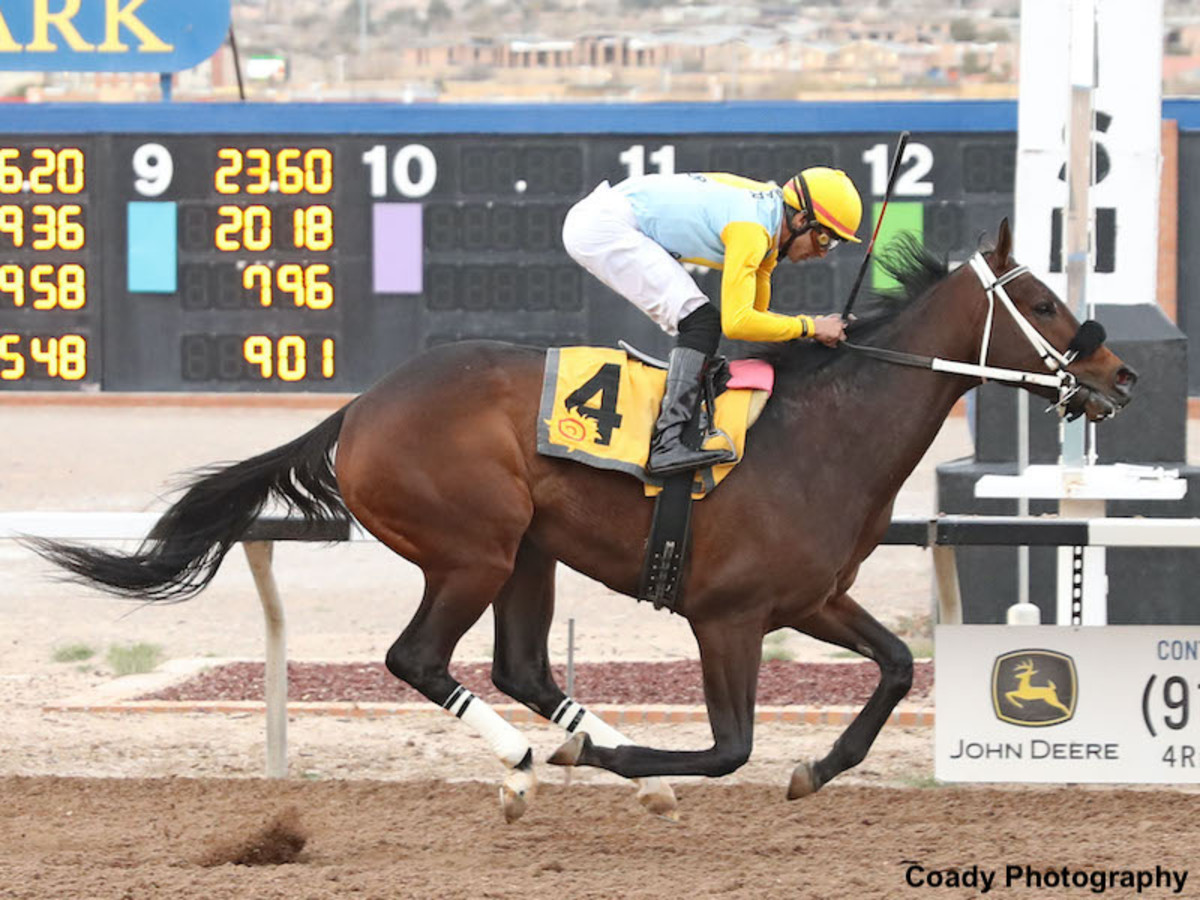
992;650;1077;727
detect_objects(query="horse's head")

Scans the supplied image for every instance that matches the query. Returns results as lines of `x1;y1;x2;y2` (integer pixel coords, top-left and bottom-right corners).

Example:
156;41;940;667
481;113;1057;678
977;218;1136;422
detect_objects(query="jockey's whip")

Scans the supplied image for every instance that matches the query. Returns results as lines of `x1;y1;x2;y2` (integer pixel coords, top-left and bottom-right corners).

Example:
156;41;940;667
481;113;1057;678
842;130;910;318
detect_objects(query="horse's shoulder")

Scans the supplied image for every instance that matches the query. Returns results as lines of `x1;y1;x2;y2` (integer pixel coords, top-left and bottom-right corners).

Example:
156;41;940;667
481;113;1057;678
414;339;545;369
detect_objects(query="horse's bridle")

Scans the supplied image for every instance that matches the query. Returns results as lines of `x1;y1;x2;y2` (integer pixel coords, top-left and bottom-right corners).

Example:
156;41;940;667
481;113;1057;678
843;251;1106;417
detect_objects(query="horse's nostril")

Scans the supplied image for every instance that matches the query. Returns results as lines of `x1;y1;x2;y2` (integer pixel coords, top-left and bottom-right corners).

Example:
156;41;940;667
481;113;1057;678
1115;366;1138;394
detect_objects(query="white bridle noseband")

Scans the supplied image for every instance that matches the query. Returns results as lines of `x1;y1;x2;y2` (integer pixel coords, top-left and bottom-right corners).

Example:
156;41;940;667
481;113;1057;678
845;252;1087;416
967;253;1075;377
931;253;1081;411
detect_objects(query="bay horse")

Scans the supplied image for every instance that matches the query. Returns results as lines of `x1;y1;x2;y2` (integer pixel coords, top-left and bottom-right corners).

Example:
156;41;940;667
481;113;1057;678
31;220;1135;822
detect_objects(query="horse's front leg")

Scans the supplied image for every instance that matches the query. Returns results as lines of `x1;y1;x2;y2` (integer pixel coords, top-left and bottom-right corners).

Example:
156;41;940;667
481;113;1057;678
382;561;539;824
788;591;913;798
490;541;677;818
550;617;762;779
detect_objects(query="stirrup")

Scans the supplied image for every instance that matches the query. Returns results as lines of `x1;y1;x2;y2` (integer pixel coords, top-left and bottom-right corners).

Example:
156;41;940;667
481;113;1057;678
699;426;738;463
646;450;732;477
692;364;737;465
646;433;737;477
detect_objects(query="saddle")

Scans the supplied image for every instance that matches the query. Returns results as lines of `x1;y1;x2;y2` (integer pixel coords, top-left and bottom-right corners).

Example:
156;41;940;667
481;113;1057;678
537;343;774;614
537;345;772;497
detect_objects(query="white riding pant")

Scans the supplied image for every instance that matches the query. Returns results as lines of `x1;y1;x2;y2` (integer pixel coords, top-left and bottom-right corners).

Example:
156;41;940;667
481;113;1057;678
562;181;709;336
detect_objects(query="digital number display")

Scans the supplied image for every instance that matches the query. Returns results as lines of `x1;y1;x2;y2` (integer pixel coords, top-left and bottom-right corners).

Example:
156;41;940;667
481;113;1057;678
1;332;88;381
0;114;1016;392
99;137;347;391
180;333;335;383
0;140;98;388
0;147;85;195
214;148;334;196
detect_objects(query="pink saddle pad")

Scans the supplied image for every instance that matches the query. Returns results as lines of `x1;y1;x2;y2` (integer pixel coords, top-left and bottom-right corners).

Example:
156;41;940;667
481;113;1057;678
726;359;775;394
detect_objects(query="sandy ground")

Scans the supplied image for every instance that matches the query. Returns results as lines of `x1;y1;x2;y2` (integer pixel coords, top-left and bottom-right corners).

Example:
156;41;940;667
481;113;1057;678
4;778;1199;900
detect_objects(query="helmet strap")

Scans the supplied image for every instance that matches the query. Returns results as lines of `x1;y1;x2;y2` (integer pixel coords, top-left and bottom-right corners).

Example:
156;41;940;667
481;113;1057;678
779;205;805;257
781;172;816;258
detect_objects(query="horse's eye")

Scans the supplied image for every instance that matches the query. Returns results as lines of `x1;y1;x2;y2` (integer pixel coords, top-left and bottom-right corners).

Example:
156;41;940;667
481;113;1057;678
1033;301;1056;317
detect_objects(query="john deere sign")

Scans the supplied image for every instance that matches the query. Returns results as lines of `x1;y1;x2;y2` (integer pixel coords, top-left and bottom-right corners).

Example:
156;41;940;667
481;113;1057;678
0;0;230;71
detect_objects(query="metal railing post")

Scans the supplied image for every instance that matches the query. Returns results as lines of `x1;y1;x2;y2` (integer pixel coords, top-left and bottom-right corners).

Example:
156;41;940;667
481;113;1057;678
243;540;287;778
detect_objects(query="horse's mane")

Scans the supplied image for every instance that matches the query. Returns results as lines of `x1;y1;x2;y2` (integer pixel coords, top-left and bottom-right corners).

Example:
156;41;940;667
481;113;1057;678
734;233;951;376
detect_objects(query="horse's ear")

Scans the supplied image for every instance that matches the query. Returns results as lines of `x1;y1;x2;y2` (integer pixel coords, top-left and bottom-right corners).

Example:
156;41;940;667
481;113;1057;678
995;217;1013;266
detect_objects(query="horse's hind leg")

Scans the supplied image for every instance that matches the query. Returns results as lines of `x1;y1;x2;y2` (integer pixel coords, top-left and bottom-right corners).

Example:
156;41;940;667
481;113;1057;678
788;592;913;799
490;540;678;818
549;616;763;779
383;562;539;822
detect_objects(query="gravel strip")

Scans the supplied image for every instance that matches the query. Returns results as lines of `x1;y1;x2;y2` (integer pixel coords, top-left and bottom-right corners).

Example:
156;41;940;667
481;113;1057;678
138;659;934;706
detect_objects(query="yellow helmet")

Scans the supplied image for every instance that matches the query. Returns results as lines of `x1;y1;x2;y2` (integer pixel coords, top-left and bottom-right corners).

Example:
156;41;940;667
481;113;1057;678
781;167;863;244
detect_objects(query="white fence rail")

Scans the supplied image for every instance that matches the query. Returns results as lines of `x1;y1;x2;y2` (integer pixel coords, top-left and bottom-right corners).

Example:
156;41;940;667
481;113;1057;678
5;511;1200;777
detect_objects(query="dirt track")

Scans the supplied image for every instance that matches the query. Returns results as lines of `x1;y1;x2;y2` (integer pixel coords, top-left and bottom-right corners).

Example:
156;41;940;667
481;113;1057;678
2;777;1197;900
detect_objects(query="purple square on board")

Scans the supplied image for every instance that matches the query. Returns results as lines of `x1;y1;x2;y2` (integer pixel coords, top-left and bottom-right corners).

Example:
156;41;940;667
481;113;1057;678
373;203;423;294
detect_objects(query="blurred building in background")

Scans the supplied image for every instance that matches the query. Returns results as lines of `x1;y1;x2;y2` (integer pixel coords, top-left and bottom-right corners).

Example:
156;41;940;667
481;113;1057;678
5;0;1200;102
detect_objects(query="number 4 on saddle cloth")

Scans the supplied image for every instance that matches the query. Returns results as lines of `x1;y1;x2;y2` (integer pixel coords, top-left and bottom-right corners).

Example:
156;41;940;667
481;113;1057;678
537;345;776;613
536;345;775;498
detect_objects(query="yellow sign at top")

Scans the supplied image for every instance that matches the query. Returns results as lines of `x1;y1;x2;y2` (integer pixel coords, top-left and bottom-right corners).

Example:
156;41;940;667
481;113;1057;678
0;0;230;71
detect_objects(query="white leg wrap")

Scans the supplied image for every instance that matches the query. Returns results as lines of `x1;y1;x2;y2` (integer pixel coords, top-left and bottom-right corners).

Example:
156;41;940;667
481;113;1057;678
445;686;530;769
553;697;675;814
551;698;631;748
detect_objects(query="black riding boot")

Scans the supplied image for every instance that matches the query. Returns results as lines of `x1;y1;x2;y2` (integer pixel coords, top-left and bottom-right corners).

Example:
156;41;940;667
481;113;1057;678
646;347;737;477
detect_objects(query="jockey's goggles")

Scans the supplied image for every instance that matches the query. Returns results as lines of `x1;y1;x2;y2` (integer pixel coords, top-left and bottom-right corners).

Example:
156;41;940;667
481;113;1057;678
802;221;841;250
787;213;844;252
780;211;840;255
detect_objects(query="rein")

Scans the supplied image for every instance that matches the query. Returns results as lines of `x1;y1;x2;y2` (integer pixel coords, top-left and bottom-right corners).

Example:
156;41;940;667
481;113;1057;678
842;252;1094;415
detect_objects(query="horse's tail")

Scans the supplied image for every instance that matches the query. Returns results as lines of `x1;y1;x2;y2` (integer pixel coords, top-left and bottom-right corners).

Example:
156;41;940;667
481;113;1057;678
27;406;351;603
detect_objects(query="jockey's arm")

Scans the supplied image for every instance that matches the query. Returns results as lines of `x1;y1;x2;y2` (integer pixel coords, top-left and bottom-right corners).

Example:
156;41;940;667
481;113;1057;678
718;222;815;342
753;256;775;313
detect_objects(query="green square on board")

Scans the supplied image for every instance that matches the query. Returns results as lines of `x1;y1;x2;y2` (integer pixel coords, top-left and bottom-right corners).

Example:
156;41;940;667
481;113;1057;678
870;201;923;290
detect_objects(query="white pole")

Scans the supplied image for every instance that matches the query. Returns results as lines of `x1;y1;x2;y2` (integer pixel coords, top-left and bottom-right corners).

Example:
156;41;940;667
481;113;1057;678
1011;394;1038;623
1061;0;1096;471
1056;0;1106;627
564;617;576;787
566;617;576;695
244;541;288;778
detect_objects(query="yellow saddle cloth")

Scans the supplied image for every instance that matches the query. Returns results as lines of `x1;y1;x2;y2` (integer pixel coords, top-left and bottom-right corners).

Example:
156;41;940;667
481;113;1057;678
536;346;771;499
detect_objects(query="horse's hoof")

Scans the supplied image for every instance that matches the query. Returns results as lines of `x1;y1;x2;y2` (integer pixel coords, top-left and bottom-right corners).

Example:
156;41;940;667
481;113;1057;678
548;732;588;767
499;766;538;824
636;778;679;821
787;761;821;800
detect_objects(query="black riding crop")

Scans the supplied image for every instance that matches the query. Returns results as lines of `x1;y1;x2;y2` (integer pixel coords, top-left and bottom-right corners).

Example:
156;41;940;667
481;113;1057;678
841;130;910;318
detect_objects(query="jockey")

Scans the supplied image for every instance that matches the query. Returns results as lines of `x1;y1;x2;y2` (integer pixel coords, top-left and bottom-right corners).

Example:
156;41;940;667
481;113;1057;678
562;167;862;476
